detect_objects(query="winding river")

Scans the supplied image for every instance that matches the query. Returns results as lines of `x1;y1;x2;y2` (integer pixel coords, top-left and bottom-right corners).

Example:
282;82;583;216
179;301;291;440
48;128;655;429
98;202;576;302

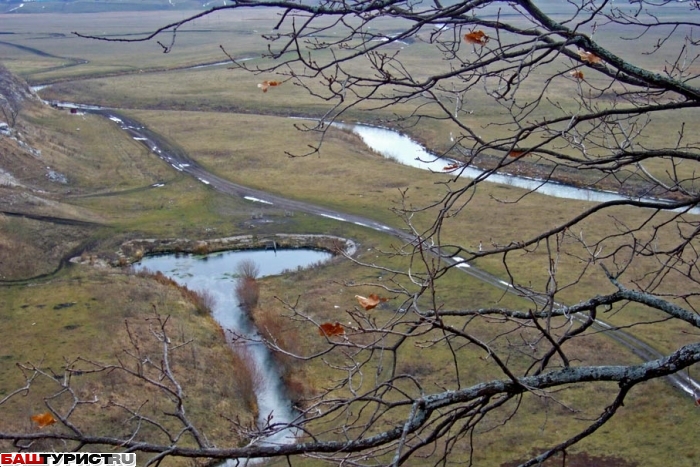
342;123;700;212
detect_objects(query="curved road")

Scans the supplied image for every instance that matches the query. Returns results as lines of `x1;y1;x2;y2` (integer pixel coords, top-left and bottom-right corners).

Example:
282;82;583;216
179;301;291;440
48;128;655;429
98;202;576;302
55;102;700;397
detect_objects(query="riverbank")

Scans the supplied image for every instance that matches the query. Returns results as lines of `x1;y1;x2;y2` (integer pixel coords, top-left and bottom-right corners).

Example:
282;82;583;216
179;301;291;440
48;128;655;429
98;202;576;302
112;233;357;266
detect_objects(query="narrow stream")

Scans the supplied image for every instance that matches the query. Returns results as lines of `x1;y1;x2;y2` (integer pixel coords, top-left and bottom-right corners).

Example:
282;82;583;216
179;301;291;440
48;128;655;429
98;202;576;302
133;248;332;448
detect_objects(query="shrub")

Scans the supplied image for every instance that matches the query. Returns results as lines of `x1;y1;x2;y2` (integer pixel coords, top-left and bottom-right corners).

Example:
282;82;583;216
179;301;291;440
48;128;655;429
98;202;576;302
229;349;260;418
193;243;210;256
253;307;303;382
189;288;216;315
235;277;259;313
236;259;259;280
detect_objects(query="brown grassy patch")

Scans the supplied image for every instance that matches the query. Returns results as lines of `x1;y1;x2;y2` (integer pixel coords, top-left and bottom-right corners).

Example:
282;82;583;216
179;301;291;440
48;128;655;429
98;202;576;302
135;268;216;315
0;214;94;281
235;277;260;314
0;266;258;463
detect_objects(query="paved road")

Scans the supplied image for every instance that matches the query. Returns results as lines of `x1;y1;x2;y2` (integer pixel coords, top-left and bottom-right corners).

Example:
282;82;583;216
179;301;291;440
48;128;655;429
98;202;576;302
63;103;700;397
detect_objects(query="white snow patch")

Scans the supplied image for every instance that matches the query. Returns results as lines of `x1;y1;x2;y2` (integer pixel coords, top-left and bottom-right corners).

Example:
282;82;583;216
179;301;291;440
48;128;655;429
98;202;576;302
244;196;273;205
452;256;471;268
0;168;20;187
321;213;347;222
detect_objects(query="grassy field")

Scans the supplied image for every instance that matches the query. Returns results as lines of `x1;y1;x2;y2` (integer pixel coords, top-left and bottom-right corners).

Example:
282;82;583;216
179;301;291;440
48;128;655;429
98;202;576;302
252;242;698;466
0;267;259;455
106;108;699;464
0;9;280;82
27;16;700;198
116;109;700;362
1;6;699;466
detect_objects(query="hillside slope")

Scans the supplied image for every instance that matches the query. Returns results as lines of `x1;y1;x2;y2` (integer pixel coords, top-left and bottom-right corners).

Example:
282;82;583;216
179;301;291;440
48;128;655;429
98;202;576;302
0;62;257;461
0;62;172;280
